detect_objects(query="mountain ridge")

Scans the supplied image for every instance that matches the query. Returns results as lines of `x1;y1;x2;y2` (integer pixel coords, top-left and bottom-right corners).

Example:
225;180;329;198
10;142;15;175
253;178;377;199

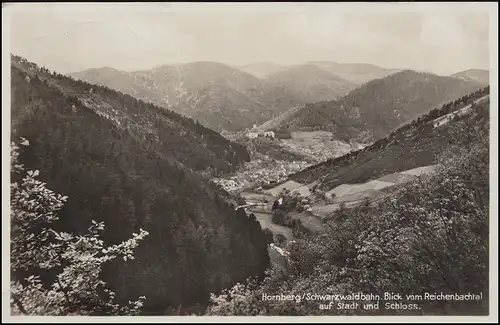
450;68;489;85
264;64;356;103
11;54;270;313
267;69;485;143
287;86;490;192
69;62;306;132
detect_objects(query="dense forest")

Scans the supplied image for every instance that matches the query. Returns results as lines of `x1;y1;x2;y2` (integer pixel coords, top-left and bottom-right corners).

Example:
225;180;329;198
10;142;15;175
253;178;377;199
275;70;485;142
10;55;270;314
70;62;306;133
11;55;250;176
206;88;490;316
289;86;490;191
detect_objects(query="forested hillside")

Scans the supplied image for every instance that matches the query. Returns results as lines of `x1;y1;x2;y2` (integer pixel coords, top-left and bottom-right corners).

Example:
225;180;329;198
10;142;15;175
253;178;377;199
13;57;250;176
273;70;485;142
10;55;270;314
289;86;490;191
206;86;490;316
70;62;305;132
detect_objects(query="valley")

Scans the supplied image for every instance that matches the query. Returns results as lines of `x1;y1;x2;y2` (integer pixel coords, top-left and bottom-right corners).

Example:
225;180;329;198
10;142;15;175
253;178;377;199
235;164;439;242
10;55;270;314
212;130;363;193
6;3;494;319
9;54;491;317
214;87;490;262
67;61;410;134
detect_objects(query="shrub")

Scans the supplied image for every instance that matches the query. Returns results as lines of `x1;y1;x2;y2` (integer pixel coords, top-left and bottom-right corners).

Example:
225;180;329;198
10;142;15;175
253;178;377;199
274;234;287;247
272;209;287;225
262;228;274;244
10;139;148;316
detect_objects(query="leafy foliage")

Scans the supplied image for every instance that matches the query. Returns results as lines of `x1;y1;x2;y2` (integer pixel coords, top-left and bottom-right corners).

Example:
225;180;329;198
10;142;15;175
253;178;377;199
275;188;312;213
206;278;268;316
10;139;148;316
270;190;312;237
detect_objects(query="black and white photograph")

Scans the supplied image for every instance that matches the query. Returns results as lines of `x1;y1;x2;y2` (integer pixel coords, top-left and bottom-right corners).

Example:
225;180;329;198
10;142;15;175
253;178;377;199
2;2;498;322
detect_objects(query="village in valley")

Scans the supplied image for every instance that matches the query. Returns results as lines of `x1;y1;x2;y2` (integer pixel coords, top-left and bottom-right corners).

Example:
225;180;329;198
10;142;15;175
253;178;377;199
8;4;491;318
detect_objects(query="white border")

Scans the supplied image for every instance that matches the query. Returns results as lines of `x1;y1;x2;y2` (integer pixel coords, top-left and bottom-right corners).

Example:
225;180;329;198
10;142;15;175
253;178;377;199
2;2;498;323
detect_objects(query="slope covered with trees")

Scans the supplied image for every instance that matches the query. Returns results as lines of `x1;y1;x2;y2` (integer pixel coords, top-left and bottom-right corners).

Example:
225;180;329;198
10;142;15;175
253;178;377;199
13;57;250;176
273;70;485;143
289;86;489;192
70;62;306;132
206;87;490;316
10;55;270;314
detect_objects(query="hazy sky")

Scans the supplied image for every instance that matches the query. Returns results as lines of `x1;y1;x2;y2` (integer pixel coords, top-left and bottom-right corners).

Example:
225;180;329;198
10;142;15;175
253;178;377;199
6;3;493;76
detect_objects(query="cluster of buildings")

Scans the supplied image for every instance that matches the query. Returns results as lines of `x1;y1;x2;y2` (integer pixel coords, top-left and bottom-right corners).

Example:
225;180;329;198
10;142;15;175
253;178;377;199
247;124;276;139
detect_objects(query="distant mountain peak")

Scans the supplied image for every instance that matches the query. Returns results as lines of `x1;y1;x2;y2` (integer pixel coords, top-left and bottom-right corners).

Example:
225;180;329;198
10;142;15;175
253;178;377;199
451;69;489;85
68;62;306;132
453;68;489;74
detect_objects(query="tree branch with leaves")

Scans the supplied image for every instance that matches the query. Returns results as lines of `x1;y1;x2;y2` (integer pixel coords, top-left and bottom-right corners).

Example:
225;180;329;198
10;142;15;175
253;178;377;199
10;138;149;316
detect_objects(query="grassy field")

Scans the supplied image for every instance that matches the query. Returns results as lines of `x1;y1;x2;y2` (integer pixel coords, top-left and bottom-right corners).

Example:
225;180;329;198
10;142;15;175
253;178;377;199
263;180;307;196
248;162;440;236
325;179;395;198
310;200;365;218
240;191;275;202
267;164;439;220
